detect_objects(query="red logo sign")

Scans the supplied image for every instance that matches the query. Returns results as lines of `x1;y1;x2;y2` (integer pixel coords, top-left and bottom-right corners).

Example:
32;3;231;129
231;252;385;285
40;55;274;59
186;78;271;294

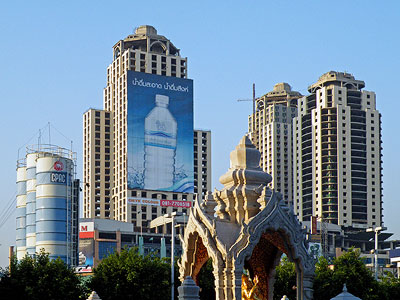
54;161;64;171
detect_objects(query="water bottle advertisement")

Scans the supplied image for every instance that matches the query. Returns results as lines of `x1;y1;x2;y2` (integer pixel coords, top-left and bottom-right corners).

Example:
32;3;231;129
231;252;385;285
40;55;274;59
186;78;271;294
127;71;194;193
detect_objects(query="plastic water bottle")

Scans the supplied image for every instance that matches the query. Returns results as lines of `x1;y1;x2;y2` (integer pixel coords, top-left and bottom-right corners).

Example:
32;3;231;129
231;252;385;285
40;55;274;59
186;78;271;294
144;94;177;190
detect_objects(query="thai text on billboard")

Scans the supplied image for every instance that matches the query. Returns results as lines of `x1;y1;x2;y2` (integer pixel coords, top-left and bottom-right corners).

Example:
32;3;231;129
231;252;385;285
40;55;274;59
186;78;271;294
127;71;194;193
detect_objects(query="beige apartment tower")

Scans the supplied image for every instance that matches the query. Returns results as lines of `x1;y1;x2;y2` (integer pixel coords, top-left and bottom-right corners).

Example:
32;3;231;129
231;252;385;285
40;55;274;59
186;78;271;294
248;83;301;205
83;109;113;219
293;71;382;229
83;26;211;232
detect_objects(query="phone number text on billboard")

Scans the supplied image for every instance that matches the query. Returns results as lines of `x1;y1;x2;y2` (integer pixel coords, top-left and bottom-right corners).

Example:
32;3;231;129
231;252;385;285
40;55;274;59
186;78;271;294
127;197;192;208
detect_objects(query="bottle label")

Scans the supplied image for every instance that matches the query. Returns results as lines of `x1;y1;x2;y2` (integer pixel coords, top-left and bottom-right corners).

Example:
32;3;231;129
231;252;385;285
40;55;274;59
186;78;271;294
144;129;176;149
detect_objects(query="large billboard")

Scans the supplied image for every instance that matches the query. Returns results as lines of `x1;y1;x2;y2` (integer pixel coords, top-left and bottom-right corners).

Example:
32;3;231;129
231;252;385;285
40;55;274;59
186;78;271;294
78;239;94;268
127;71;194;193
78;222;94;271
308;242;322;261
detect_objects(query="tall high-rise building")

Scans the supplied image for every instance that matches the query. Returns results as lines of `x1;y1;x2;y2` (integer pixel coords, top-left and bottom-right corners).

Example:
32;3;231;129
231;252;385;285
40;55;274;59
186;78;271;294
293;71;382;229
193;130;212;198
83;109;113;219
83;26;211;231
248;83;302;205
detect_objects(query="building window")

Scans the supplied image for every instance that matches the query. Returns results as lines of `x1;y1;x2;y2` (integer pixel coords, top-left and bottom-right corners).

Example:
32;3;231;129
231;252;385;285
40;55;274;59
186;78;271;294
98;241;117;260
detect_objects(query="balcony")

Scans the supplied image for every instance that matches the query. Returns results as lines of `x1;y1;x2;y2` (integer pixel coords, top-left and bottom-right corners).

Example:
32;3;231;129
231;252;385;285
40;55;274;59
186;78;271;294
323;192;337;198
323;207;338;213
322;199;337;205
322;170;337;177
322;179;337;185
322;185;337;192
323;164;337;171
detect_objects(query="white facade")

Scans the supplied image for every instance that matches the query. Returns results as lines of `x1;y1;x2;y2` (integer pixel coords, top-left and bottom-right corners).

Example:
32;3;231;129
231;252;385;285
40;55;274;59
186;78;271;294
249;83;301;206
293;71;382;228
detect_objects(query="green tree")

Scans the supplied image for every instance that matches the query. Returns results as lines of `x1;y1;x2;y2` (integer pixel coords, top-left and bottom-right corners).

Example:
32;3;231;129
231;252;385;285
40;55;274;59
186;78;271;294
273;255;296;300
272;249;400;300
379;271;400;299
197;259;215;299
0;250;87;300
314;248;382;300
89;247;171;300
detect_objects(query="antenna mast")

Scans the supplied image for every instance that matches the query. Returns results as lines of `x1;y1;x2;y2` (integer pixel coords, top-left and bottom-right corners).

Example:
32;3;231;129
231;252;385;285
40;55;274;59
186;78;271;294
252;83;255;133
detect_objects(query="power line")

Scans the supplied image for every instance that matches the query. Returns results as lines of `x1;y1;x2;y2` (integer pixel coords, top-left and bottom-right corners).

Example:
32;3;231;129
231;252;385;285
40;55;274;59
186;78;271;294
0;191;17;229
49;123;72;143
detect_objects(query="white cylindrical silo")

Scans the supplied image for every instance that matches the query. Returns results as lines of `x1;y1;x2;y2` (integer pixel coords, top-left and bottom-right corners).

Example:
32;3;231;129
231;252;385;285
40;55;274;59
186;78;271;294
25;153;38;256
16;166;27;259
36;154;73;263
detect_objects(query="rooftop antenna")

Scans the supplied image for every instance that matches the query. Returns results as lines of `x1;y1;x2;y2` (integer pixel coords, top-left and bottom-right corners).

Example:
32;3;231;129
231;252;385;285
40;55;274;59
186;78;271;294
38;129;41;150
48;122;51;146
236;83;256;136
253;83;255;133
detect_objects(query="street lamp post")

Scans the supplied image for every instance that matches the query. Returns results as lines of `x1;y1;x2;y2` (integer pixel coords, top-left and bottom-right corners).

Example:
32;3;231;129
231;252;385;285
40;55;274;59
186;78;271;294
137;210;144;256
137;210;143;236
171;213;175;300
164;211;182;300
366;226;387;280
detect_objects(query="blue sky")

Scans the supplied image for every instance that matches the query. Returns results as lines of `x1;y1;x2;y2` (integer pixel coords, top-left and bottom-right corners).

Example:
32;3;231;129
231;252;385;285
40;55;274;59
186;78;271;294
0;1;399;267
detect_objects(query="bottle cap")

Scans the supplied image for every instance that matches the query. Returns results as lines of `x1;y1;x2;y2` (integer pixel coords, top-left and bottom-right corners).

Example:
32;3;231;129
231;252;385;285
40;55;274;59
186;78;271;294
156;94;169;106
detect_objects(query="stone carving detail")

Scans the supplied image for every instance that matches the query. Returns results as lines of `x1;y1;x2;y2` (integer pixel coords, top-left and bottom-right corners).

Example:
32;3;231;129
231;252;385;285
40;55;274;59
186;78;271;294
179;136;314;300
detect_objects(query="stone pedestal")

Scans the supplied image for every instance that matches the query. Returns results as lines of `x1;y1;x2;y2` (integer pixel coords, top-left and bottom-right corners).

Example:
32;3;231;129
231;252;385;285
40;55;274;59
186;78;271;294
178;276;200;300
86;291;101;300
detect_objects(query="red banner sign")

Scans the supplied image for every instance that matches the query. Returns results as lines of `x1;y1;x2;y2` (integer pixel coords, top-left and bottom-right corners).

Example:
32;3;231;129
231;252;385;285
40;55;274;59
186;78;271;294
311;216;317;235
160;200;192;208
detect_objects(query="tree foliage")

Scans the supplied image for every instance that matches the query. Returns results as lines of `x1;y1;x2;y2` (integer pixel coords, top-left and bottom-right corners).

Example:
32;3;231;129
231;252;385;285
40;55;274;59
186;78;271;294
0;250;86;300
379;270;400;299
314;248;381;300
273;248;400;300
273;256;296;300
198;259;215;299
89;247;171;300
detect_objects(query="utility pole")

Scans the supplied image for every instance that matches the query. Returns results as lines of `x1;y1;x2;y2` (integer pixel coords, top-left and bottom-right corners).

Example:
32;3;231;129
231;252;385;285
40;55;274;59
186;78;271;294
252;83;255;133
165;211;182;300
9;246;14;270
171;214;175;300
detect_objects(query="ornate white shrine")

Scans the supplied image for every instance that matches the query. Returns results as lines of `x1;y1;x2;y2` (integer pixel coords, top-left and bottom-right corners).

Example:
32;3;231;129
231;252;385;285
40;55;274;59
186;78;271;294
179;136;314;300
